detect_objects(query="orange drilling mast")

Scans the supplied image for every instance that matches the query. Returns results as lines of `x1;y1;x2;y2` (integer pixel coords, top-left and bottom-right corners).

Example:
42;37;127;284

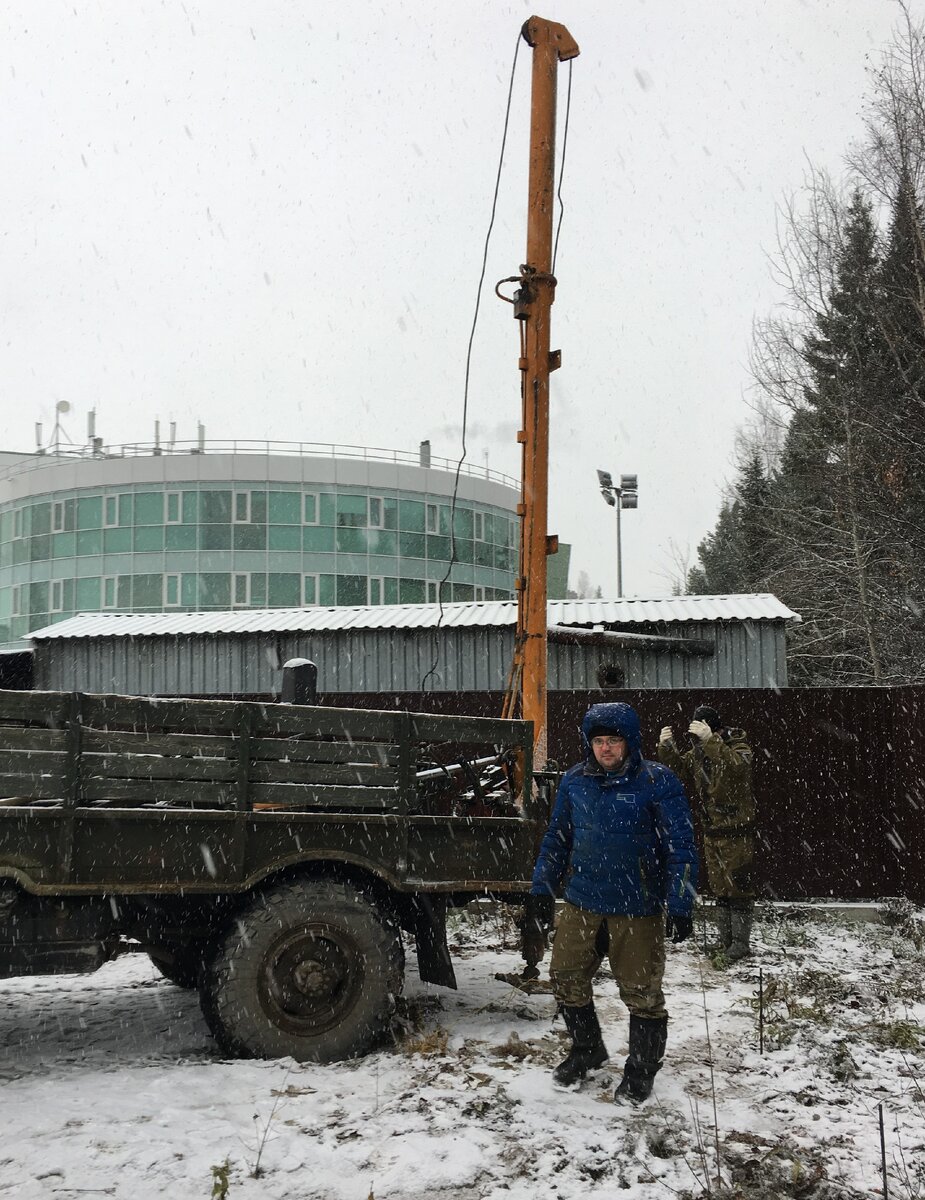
502;17;579;775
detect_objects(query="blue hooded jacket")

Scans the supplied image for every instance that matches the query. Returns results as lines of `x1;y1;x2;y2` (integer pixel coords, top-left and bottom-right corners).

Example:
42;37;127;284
531;701;697;917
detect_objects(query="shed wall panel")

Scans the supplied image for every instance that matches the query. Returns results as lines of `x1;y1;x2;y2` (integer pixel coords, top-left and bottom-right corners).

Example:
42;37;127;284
33;619;788;694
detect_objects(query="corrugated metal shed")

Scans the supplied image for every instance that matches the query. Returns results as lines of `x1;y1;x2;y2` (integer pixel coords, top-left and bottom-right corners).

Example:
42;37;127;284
28;594;799;640
28;595;798;695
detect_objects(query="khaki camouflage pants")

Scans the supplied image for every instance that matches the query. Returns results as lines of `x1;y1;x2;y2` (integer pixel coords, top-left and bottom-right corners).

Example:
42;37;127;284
704;834;755;901
549;902;667;1019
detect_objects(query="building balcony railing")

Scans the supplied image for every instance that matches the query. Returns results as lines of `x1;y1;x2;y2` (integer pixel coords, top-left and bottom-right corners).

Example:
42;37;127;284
0;440;521;491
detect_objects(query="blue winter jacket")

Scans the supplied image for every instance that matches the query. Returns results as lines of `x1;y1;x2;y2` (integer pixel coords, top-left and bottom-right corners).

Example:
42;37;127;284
531;702;698;917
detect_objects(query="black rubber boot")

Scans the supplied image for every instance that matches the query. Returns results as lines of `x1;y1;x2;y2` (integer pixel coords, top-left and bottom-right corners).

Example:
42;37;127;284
614;1015;668;1106
714;898;733;951
727;901;754;962
552;1002;608;1086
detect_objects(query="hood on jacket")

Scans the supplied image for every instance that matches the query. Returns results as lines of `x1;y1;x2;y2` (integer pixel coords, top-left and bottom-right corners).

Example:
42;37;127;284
581;701;643;768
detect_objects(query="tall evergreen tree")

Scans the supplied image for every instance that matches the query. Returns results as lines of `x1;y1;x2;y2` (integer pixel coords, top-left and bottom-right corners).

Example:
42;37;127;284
686;454;773;596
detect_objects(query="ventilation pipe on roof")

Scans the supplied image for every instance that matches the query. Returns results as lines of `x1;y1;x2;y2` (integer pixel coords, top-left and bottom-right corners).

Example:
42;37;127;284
281;658;318;705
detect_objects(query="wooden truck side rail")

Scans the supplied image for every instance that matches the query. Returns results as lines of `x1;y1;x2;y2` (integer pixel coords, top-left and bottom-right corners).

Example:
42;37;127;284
0;689;538;896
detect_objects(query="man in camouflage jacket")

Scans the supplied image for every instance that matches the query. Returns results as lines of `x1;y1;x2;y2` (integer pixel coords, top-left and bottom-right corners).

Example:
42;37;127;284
657;704;755;961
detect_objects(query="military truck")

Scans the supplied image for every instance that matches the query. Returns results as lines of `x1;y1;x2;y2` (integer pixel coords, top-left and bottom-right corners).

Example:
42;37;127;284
0;687;540;1061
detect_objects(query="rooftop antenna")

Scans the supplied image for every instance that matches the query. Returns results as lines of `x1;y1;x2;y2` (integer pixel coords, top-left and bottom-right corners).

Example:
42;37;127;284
35;423;43;455
52;401;72;455
197;422;206;454
154;419;161;455
87;409;96;445
169;421;177;450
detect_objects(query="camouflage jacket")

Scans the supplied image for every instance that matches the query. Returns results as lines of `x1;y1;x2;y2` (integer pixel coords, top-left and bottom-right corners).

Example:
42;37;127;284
657;728;755;838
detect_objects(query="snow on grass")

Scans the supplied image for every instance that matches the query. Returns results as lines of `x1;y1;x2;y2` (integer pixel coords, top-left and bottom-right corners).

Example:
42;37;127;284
0;904;922;1199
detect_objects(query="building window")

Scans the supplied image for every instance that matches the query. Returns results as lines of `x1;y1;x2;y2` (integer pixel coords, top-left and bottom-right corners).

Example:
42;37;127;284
50;580;64;613
102;576;117;608
474;585;487;601
11;585;21;616
12;509;22;540
103;496;119;528
368;576;384;605
368;497;384;529
232;572;251;606
473;512;485;541
302;574;319;606
303;493;318;525
52;501;66;533
164;492;182;524
426;580;439;603
233;493;251;524
426;503;439;534
163;574;181;607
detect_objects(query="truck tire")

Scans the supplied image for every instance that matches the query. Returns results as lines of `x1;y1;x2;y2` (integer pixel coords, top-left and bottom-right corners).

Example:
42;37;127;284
200;879;404;1062
147;942;206;990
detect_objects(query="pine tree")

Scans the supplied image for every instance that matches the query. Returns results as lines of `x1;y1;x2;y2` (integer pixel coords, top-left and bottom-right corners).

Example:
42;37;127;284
686;455;772;596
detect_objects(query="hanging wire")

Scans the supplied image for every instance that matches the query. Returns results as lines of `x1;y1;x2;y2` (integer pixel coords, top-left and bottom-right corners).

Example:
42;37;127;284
552;58;573;276
420;32;522;692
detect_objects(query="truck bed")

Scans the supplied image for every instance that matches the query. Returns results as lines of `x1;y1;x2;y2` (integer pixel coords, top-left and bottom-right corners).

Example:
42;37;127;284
0;690;537;896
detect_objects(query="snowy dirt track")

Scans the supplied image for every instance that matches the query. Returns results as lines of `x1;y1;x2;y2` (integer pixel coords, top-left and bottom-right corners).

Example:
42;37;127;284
0;906;923;1200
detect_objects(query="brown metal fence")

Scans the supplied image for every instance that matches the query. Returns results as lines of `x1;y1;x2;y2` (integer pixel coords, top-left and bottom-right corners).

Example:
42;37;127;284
319;687;924;905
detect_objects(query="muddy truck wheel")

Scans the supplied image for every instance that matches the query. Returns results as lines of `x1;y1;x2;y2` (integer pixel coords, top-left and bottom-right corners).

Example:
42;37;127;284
147;941;207;989
200;879;404;1062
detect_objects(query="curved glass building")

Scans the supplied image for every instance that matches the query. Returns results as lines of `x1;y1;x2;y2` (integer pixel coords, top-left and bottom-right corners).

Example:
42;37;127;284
0;439;520;648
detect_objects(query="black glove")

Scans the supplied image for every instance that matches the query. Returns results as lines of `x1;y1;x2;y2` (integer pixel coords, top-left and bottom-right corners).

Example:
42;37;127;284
524;893;555;933
666;913;693;944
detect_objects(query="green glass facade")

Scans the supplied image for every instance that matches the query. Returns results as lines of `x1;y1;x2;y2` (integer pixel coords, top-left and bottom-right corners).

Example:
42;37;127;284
0;460;519;648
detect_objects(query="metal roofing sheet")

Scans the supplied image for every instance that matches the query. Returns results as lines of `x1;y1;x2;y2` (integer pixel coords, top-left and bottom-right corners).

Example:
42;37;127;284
28;594;800;641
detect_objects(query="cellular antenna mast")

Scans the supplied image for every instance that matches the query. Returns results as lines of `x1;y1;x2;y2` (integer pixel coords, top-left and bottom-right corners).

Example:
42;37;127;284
501;16;579;771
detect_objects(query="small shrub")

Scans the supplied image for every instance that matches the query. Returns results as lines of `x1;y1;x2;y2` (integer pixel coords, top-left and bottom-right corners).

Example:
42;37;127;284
211;1159;231;1200
401;1027;450;1057
872;1020;921;1050
828;1039;859;1082
490;1031;542;1060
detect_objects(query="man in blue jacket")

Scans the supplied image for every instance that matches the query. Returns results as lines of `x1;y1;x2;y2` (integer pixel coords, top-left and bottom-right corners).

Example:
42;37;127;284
531;701;697;1104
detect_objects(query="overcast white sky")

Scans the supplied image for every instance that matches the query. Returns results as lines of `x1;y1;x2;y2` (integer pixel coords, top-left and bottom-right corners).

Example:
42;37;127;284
0;1;902;596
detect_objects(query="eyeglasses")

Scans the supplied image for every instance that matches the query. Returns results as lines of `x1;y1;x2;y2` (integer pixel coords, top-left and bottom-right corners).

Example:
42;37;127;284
591;736;625;748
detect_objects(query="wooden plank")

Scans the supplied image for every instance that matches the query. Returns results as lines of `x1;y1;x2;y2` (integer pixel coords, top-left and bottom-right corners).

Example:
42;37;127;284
251;705;403;741
249;761;397;786
250;738;399;766
82;729;236;758
0;773;65;799
0;750;66;775
250;782;400;809
409;712;532;747
0;727;68;753
0;690;70;726
80;778;236;806
235;706;253;812
81;755;237;782
80;693;242;734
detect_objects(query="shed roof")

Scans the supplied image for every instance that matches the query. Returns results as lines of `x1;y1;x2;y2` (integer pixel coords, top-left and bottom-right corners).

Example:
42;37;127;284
28;594;800;642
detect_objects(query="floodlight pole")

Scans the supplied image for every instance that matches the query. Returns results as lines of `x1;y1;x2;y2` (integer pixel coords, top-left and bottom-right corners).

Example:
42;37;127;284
615;498;623;598
597;469;637;598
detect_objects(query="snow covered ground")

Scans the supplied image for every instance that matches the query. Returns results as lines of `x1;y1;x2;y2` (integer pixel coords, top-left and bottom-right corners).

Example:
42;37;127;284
1;904;922;1200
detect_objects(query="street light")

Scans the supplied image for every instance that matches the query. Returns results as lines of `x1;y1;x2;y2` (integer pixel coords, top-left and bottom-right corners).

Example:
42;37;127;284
596;470;638;597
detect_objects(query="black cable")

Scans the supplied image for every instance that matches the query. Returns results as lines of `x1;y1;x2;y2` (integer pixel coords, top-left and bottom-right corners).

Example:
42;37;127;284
420;32;522;692
552;58;573;276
